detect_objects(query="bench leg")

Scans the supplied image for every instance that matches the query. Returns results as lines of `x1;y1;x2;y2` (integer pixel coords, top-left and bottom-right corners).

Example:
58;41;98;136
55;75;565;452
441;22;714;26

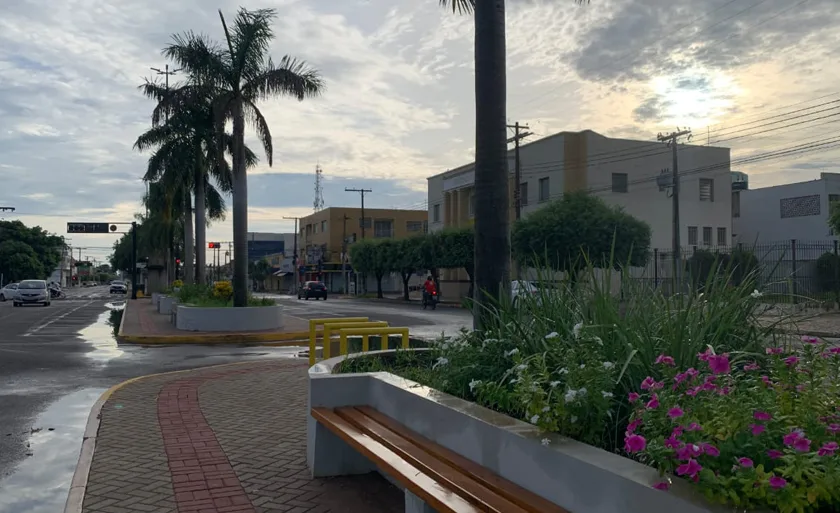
405;489;437;513
307;417;376;478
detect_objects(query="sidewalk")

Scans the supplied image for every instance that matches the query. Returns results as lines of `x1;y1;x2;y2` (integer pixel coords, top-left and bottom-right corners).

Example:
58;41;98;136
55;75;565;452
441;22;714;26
78;360;402;513
119;299;311;344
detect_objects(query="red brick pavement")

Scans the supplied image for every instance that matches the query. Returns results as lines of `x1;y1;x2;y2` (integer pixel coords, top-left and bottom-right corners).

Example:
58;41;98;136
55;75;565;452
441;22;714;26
81;360;402;513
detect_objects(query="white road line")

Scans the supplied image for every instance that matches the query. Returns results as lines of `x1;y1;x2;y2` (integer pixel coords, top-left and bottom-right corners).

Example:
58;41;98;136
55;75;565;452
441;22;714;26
22;300;95;337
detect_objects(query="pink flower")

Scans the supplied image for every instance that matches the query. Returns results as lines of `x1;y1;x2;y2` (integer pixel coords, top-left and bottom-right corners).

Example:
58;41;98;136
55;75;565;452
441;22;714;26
627;418;642;433
754;411;772;421
818;442;838;456
624;433;647;453
628;392;640;403
766;347;783;355
769;476;787;489
830;347;840;354
707;354;731;374
826;424;840;435
640;377;655;390
767;449;784;460
718;386;731;396
738;457;754;468
701;443;720;457
676;444;702;460
697;348;713;361
760;375;772;386
667;406;684;420
671;426;684;438
801;335;820;344
664;436;682;449
743;362;760;371
750;424;766;436
784;355;799;367
652;481;670;491
655;354;676;366
684;367;699;379
646;395;660;410
676;458;703;479
685;386;701;397
686;422;702;432
793;437;811;452
783;431;803;446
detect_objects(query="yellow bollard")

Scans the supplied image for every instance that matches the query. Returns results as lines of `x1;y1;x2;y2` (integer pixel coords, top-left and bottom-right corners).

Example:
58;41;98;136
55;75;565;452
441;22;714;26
308;317;368;366
323;322;389;357
336;327;410;355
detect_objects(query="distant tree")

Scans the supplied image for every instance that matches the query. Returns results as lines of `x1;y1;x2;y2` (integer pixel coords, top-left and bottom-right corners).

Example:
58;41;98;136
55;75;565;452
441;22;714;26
0;240;45;282
0;220;65;281
438;227;475;297
390;237;424;300
250;258;272;291
350;240;392;298
417;231;443;290
511;192;651;280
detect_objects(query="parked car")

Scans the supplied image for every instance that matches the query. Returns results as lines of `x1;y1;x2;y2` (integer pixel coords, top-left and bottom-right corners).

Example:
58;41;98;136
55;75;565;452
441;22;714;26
110;280;127;294
13;280;50;307
0;283;18;302
298;281;328;300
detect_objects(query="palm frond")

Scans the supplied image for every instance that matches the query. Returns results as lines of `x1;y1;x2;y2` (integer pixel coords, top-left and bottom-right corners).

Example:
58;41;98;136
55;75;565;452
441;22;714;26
439;0;474;14
204;182;227;222
164;31;230;89
229;8;277;85
243;100;273;166
134;124;176;152
242;56;324;102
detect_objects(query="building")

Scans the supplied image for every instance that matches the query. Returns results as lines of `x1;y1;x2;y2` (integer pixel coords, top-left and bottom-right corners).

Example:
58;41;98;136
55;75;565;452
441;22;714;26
427;129;733;298
246;232;296;291
734;172;840;243
298;207;428;293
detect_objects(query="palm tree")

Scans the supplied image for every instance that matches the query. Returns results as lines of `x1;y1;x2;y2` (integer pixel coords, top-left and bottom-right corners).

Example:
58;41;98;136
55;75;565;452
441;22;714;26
162;7;324;306
438;0;587;329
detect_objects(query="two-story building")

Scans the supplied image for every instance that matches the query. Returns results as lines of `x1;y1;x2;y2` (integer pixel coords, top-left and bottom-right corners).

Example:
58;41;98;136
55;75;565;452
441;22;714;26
298;207;428;293
427;129;733;298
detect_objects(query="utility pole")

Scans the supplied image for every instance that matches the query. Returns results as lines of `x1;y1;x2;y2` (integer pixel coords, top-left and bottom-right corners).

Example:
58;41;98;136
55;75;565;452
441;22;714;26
131;222;138;300
506;123;532;222
345;188;372;240
342;214;350;294
283;216;300;289
657;128;692;293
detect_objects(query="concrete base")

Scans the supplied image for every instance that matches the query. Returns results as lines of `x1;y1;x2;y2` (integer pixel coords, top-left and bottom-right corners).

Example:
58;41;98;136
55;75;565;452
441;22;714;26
306;416;375;478
158;295;178;315
175;305;283;332
151;292;162;308
405;490;436;513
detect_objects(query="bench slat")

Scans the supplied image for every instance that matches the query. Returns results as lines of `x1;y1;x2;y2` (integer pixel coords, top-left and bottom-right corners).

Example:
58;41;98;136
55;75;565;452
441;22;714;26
336;407;530;513
355;406;570;513
311;407;483;513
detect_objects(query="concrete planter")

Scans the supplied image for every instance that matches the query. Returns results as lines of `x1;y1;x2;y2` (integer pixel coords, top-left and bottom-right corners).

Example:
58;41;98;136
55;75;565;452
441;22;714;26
308;351;727;513
174;305;283;332
151;292;163;308
158;295;179;315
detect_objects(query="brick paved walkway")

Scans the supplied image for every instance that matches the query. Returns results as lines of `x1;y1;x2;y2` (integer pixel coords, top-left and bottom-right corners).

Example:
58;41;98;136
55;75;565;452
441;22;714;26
82;360;402;513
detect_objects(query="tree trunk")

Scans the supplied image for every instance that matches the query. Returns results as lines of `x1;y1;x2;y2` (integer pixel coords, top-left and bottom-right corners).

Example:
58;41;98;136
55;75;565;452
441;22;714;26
231;99;249;307
194;167;206;285
376;272;384;299
472;0;510;329
402;272;411;300
183;189;195;285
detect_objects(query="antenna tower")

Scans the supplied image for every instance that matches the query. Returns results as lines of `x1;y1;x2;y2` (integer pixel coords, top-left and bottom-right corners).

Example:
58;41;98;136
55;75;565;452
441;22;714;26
314;164;325;211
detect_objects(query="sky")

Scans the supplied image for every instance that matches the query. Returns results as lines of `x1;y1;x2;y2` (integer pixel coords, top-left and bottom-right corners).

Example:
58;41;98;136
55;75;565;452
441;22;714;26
1;0;839;264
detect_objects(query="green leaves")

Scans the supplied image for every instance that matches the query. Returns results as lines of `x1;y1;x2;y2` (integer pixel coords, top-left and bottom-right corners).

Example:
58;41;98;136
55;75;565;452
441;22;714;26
0;221;65;282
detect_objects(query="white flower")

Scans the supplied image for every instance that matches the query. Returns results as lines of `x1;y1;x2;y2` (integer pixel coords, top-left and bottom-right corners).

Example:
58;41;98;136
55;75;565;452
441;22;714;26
602;361;615;369
468;379;482;392
510;377;520;384
592;336;603;346
751;289;763;299
570;416;578;424
573;322;583;339
564;389;578;403
541;438;551;446
504;348;520;357
484;338;499;344
545;332;559;339
579;363;586;369
432;357;449;369
578;387;587;396
602;391;614;399
557;368;569;375
515;364;527;372
549;381;562;388
542;406;551;413
529;414;540;425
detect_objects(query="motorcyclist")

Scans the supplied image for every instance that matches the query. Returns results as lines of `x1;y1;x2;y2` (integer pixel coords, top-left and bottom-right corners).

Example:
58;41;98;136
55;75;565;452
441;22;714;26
48;281;61;298
422;276;437;305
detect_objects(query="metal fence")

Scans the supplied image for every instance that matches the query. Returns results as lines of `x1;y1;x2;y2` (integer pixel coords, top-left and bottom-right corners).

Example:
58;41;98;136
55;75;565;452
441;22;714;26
626;240;840;303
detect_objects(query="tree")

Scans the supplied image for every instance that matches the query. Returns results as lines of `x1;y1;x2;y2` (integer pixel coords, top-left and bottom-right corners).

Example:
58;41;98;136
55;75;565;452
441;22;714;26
350;240;392;299
391;237;423;300
0;220;65;282
417;231;443;291
511;192;651;278
250;258;272;291
163;7;324;306
438;227;475;297
0;240;44;282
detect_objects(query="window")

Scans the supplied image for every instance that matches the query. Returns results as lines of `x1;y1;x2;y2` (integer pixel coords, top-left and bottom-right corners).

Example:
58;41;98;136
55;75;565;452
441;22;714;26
611;173;628;193
374;219;393;238
406;221;423;232
321;220;327;232
732;191;741;218
830;194;840;204
538;177;550;202
717;227;727;246
699;179;714;202
702;227;712;246
313;223;318;234
519;182;529;206
780;195;821;218
468;189;475;218
688;226;698;246
433;204;440;223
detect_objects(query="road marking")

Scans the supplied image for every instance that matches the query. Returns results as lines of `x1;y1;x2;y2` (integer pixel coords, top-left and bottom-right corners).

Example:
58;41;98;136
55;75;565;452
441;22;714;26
22;300;96;337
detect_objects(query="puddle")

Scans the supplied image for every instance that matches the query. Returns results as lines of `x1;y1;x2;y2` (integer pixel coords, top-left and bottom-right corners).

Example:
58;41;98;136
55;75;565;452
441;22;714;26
0;388;104;513
77;310;124;362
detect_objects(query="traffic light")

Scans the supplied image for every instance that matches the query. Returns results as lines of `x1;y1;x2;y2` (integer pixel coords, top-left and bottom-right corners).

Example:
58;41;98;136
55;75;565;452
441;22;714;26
176;258;181;265
208;242;221;249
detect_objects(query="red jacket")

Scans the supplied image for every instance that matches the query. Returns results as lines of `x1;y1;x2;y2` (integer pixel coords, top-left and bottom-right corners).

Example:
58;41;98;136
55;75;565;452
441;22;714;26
423;281;437;294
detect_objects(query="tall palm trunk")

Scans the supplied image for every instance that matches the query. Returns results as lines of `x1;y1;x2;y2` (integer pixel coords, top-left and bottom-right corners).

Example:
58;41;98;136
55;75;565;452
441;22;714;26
183;189;195;285
472;0;510;329
231;99;249;307
194;166;207;285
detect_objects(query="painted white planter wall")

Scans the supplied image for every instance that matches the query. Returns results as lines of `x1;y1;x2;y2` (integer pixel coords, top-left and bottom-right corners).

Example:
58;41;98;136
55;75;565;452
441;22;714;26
158;295;178;315
174;305;283;332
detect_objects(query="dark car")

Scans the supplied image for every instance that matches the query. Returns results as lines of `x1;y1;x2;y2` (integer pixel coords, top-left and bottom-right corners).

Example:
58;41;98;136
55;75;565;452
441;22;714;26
298;281;327;300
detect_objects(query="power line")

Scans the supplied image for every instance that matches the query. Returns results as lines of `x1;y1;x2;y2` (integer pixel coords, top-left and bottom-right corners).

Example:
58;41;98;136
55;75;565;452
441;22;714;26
345;187;373;240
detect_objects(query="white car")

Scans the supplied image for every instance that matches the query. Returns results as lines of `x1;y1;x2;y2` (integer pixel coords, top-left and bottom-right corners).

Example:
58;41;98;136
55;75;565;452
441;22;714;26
110;280;127;294
0;283;18;302
13;280;51;307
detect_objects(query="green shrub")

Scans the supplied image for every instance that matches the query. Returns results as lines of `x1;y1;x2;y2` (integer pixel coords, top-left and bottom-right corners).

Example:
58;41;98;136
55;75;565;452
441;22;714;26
816;252;840;293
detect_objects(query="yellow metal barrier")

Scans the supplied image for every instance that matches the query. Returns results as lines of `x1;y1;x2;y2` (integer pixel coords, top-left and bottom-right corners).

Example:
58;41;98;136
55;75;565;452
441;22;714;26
308;317;369;365
338;327;410;356
322;322;389;360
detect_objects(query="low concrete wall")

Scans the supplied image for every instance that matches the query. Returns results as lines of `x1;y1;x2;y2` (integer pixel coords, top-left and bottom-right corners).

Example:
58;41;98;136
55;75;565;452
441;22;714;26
308;352;726;513
174;305;283;332
151;292;163;308
158;295;178;315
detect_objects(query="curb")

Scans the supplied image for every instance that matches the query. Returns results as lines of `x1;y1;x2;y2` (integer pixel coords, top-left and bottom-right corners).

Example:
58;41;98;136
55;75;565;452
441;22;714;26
338;296;465;309
63;360;288;513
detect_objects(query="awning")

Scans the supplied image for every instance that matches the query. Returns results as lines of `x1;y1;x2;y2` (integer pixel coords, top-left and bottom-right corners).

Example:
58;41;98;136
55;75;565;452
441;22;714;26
273;271;289;277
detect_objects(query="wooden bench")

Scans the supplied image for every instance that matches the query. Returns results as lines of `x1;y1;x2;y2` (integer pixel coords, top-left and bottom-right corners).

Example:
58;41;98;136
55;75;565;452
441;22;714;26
311;406;569;513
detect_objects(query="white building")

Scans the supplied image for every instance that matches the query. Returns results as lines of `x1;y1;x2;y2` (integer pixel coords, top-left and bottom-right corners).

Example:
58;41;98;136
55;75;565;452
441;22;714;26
734;172;840;243
426;129;733;297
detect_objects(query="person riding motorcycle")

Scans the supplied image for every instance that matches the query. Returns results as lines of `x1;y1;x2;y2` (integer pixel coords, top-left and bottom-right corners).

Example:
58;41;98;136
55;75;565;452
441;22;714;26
422;276;437;305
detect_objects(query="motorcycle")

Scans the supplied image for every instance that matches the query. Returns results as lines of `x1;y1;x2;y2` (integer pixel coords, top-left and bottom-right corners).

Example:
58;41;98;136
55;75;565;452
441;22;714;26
49;287;66;299
422;290;438;310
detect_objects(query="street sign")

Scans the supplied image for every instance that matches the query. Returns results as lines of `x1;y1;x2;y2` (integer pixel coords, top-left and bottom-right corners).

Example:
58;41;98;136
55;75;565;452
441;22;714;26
67;223;118;234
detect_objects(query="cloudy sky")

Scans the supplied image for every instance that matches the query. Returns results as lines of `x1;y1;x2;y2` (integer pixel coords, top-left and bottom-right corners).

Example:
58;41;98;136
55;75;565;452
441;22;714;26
1;0;838;263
